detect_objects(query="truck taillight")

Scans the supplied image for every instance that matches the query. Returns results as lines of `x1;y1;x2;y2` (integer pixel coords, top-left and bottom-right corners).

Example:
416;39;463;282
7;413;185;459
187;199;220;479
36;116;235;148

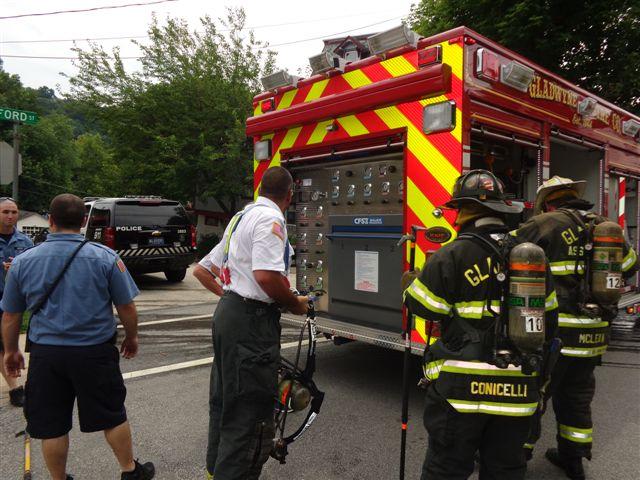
104;227;115;249
190;225;197;248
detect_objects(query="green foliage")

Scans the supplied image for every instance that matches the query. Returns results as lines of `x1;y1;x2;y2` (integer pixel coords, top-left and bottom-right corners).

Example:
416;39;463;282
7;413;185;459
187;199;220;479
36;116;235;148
196;232;220;260
66;8;276;212
73;133;121;197
408;0;640;113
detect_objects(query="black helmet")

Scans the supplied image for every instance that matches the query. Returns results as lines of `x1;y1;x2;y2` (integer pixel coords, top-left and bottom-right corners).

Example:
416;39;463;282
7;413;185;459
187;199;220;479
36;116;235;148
443;169;523;214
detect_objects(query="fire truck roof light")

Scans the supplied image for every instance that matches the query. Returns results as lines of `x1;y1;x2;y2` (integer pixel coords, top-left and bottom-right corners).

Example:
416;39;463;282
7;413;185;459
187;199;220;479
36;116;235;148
418;45;442;68
476;48;500;82
500;60;535;93
577;97;597;116
309;51;346;75
423;100;456;134
254;139;272;162
368;24;419;56
622;119;640;138
260;70;299;91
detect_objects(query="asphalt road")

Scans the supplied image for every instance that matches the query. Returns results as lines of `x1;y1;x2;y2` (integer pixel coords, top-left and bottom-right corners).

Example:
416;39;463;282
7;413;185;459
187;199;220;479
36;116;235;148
1;271;639;479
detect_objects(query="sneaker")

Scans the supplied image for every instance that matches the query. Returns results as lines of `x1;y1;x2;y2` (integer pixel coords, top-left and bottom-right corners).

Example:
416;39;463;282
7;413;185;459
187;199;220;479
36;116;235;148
121;459;155;480
9;386;24;407
545;448;585;480
66;476;74;480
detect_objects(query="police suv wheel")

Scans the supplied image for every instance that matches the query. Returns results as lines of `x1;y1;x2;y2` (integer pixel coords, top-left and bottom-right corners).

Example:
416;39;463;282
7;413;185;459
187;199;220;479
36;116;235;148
164;268;187;282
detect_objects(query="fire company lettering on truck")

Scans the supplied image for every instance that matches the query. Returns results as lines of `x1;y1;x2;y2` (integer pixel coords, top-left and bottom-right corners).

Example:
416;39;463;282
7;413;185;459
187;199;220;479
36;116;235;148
247;26;640;353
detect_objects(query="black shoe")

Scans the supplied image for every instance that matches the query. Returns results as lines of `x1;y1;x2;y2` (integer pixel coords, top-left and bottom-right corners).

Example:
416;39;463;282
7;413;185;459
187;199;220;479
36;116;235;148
9;386;24;407
121;460;155;480
67;475;74;480
545;448;585;480
524;447;533;462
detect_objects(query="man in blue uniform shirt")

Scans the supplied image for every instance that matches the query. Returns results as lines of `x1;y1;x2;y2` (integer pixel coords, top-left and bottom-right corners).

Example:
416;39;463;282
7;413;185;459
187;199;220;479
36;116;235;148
1;194;154;480
0;196;33;407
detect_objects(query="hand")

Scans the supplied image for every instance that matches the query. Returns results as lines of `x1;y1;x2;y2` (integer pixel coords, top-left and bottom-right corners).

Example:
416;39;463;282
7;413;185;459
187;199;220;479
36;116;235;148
4;350;25;378
3;256;14;271
401;268;421;291
289;296;310;316
120;335;139;359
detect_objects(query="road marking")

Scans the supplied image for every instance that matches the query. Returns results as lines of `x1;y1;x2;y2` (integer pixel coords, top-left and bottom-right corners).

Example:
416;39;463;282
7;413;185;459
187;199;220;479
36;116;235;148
122;339;326;380
117;314;211;329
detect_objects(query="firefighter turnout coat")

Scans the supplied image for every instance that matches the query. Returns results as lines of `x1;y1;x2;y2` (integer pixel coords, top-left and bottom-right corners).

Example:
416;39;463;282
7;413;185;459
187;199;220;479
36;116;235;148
514;209;639;359
404;220;559;417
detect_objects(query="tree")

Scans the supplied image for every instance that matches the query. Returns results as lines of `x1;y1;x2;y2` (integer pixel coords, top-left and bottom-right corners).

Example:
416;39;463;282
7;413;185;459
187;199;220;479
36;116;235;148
408;0;640;114
66;8;276;213
73;133;121;197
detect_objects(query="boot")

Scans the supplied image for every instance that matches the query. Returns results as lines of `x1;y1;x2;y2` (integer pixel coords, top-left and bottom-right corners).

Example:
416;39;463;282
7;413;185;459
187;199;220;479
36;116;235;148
9;386;24;407
121;459;155;480
546;448;585;480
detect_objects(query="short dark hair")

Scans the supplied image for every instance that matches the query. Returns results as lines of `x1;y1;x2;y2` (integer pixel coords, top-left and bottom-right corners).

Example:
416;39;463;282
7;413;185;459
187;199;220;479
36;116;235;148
259;166;293;201
50;194;85;230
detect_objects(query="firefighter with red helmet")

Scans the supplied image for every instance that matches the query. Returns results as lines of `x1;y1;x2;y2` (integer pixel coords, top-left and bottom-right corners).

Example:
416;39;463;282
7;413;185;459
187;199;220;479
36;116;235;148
513;176;639;480
404;169;559;480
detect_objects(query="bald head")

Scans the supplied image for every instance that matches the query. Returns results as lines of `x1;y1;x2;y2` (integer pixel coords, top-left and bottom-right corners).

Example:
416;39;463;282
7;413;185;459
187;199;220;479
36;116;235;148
50;194;85;230
259;166;293;201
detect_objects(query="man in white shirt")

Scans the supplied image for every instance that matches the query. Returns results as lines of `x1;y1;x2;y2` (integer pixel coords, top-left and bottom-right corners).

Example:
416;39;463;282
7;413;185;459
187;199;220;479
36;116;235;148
198;166;308;480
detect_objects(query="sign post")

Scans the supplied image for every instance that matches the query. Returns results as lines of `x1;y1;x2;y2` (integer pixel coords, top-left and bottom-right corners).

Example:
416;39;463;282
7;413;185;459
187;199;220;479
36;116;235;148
0;107;39;201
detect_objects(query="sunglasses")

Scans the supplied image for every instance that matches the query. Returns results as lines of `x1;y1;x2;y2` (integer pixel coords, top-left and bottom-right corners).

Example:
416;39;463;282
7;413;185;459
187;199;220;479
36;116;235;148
0;197;16;203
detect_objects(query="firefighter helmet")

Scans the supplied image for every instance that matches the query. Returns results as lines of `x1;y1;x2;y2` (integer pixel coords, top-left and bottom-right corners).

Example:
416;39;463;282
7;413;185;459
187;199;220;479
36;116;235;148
443;169;523;214
534;175;587;214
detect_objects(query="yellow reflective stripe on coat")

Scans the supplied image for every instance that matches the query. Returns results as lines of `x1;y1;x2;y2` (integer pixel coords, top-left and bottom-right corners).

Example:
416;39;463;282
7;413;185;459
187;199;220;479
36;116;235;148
622;248;638;272
453;300;501;319
558;424;593;443
405;278;452;315
440;360;538;377
560;345;608;357
446;399;538;417
558;313;608;329
549;261;584;275
545;291;559;311
423;359;445;381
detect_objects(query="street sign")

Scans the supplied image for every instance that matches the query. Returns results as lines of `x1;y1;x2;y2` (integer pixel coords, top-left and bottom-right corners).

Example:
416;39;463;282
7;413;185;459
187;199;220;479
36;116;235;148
0;107;39;125
0;141;23;185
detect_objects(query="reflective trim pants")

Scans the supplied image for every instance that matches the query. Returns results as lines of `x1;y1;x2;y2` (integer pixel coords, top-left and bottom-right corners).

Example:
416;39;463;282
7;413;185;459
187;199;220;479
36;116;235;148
206;293;281;480
420;384;530;480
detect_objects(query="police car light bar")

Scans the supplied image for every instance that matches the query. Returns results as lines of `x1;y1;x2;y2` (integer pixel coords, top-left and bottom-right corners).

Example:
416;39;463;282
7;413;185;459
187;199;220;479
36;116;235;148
622;119;640;138
500;60;535;93
423;100;456;134
368;24;418;56
309;51;346;75
577;97;597;116
260;70;299;91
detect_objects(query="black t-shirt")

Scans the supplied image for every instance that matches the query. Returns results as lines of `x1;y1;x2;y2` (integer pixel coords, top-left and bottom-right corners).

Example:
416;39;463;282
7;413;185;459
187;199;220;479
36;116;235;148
0;232;14;244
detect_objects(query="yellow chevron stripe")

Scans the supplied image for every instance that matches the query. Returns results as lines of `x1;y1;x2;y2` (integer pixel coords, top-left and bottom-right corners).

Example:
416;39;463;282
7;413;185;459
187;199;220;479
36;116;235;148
419;95;463;143
381;55;417;77
306;79;330;102
375;106;460;191
343;69;372;89
278;90;297;110
253;104;262;117
307;120;333;144
254;128;302;198
407;177;456;237
439;41;463;80
337;115;369;137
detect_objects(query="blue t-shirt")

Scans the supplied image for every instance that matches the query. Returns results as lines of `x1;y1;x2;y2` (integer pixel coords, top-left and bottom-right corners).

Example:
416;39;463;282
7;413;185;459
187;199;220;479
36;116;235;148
0;228;34;295
1;233;139;346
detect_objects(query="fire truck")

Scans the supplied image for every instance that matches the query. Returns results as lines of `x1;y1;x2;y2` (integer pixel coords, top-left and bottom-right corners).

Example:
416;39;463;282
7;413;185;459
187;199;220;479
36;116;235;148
246;25;640;353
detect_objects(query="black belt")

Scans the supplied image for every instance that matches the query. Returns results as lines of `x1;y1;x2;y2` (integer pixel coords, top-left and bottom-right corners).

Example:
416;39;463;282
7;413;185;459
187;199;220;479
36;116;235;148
225;291;279;310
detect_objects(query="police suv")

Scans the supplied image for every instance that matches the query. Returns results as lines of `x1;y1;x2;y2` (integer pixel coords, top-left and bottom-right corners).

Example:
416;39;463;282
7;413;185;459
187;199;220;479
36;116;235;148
82;196;196;282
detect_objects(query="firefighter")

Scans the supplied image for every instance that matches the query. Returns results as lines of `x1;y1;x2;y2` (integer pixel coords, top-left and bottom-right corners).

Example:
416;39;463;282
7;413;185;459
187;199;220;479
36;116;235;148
513;176;639;480
404;169;559;480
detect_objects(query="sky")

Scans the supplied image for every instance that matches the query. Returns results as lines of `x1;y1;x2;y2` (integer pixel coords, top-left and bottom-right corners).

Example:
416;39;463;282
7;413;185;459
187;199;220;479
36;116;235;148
0;0;418;94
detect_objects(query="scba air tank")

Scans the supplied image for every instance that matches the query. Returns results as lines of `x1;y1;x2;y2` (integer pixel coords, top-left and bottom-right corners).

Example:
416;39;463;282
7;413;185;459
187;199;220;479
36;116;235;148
591;221;624;305
508;242;547;354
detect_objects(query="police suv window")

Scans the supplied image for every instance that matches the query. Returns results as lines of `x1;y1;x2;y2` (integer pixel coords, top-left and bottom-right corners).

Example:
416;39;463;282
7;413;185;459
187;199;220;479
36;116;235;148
114;201;189;227
89;207;110;228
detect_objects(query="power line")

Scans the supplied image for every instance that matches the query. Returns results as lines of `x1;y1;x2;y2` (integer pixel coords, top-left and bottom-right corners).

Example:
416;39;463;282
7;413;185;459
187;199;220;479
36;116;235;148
0;16;403;60
0;0;178;20
0;11;399;44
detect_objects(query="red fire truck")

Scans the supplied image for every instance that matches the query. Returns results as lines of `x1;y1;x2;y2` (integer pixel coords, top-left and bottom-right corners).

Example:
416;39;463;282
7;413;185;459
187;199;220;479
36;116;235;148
246;25;640;352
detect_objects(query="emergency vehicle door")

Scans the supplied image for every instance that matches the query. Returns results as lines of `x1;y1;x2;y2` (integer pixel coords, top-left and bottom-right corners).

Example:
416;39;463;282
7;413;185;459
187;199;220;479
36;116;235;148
326;214;403;332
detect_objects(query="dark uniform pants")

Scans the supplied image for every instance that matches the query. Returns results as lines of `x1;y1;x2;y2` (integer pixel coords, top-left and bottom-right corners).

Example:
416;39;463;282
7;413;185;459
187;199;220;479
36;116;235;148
421;385;530;480
206;293;281;480
526;355;597;460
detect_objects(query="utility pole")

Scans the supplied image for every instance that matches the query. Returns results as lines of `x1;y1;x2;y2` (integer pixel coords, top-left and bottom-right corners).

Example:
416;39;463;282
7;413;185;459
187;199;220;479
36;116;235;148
12;122;20;201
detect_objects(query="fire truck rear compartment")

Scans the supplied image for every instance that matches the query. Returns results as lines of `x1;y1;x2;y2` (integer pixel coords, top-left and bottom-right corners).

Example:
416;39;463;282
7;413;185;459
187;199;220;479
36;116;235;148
289;152;404;333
